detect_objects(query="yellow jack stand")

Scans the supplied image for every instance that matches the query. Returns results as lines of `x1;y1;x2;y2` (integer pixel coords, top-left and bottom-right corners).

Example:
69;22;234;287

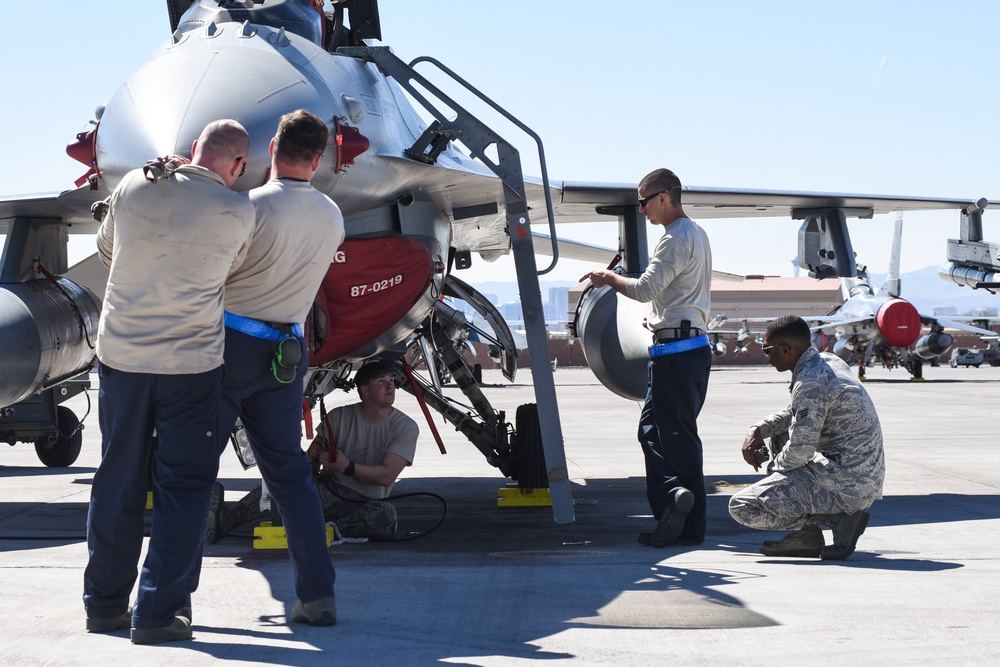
497;484;552;508
253;522;335;550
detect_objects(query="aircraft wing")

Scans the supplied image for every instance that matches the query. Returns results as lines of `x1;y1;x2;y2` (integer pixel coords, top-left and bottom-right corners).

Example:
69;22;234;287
799;313;868;326
6;161;990;240
928;316;999;338
545;182;999;221
725;313;869;334
377;157;998;258
0;186;109;234
530;232;744;283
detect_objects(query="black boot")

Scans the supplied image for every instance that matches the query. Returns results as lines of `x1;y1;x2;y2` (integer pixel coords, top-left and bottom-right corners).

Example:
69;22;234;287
808;509;870;560
205;482;230;544
760;524;824;557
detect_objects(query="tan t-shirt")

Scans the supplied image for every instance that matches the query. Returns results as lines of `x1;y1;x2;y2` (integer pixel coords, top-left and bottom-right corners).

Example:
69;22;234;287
224;178;345;324
321;404;418;499
95;165;255;374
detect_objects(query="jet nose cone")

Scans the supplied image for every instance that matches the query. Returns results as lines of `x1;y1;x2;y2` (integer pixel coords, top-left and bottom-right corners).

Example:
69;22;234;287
94;22;336;190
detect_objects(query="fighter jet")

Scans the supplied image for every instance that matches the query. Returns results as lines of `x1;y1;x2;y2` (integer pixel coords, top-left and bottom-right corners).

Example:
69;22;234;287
808;214;998;379
0;1;995;523
719;214;998;380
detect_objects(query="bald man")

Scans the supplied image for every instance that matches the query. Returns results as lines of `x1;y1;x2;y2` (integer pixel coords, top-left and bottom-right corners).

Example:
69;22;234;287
84;119;256;644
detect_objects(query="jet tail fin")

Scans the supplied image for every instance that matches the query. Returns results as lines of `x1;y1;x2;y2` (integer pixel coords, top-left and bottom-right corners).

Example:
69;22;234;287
878;212;904;298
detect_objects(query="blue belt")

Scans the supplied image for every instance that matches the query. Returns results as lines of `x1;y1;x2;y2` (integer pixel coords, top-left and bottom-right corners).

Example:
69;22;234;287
224;311;302;341
649;334;709;358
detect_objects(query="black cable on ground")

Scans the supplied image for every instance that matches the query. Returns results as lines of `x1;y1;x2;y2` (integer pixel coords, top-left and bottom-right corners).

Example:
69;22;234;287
322;486;448;542
370;491;448;542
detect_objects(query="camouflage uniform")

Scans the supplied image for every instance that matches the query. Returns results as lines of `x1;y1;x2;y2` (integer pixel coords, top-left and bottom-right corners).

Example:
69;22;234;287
314;475;397;540
209;476;397;541
729;348;885;531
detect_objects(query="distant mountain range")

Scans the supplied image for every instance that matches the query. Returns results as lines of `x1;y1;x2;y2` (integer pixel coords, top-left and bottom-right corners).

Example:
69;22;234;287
466;265;1000;316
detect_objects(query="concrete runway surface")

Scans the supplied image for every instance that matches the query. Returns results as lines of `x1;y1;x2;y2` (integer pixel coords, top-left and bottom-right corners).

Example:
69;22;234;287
1;363;998;666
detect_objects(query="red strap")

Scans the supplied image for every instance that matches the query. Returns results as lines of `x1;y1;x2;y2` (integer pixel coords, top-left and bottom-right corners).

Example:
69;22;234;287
302;398;314;440
320;395;337;461
402;362;447;455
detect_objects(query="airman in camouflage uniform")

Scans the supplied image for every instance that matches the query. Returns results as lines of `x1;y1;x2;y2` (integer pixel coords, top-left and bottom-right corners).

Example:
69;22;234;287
729;316;885;560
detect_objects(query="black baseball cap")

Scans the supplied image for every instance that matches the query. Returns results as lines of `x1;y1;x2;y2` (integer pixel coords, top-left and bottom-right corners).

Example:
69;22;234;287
354;359;398;386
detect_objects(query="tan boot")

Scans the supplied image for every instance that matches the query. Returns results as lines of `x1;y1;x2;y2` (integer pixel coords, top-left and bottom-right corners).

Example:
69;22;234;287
291;597;337;627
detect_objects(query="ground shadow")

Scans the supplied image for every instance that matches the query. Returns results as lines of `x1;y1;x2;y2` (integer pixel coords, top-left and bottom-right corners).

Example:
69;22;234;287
179;475;779;664
0;465;96;477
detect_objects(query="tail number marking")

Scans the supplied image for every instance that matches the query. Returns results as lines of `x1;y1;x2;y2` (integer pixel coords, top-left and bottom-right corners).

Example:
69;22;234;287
350;274;404;298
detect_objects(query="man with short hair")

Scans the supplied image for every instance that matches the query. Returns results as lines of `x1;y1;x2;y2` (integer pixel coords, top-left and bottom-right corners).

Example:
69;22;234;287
84;119;255;644
210;359;418;541
582;167;713;548
308;359;418;539
729;315;885;560
215;109;344;626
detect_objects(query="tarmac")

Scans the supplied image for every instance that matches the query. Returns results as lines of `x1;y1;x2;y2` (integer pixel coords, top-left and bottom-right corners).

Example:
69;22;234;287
1;363;998;666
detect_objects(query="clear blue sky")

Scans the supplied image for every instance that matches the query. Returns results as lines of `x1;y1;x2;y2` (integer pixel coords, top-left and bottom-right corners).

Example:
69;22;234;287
3;1;999;289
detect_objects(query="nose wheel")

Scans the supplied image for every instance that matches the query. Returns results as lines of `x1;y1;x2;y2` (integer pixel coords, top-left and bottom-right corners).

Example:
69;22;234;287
511;404;547;490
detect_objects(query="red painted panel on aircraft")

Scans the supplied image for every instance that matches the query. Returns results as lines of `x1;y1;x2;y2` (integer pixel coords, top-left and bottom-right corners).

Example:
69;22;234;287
308;237;432;364
876;298;921;348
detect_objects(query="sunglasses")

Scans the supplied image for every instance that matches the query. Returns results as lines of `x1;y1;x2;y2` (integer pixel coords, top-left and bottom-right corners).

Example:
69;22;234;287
761;343;786;355
638;190;666;208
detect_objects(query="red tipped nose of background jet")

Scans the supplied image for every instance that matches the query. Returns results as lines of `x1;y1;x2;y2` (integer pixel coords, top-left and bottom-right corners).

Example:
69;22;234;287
876;298;922;347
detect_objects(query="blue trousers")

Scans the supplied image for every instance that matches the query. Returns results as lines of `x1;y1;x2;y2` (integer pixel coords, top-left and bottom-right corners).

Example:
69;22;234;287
218;328;335;603
84;364;221;629
638;345;712;544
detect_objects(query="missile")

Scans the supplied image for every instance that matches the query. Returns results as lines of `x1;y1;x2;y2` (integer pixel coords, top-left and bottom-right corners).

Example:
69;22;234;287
939;264;1000;290
914;331;953;359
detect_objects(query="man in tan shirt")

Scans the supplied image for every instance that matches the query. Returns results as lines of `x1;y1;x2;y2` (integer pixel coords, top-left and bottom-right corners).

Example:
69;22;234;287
215;109;344;627
84;120;255;644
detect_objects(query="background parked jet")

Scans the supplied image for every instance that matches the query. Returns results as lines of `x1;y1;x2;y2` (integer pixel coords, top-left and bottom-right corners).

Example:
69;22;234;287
718;214;997;379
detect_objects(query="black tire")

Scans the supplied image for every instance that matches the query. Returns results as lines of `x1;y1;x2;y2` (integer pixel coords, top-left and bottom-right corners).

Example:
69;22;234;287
974;364;981;368
35;406;83;467
512;403;548;490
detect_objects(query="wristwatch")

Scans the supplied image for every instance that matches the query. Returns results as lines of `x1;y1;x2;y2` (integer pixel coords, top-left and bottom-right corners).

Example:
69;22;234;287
344;460;356;477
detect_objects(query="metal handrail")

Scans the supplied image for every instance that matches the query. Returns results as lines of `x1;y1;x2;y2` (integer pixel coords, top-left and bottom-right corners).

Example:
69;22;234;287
408;55;560;275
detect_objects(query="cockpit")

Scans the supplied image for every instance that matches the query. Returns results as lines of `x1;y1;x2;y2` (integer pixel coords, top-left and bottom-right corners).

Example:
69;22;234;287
176;0;325;46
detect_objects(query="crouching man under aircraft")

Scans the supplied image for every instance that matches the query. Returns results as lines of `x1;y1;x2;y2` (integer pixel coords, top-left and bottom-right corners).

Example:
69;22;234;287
208;359;418;542
729;315;885;560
